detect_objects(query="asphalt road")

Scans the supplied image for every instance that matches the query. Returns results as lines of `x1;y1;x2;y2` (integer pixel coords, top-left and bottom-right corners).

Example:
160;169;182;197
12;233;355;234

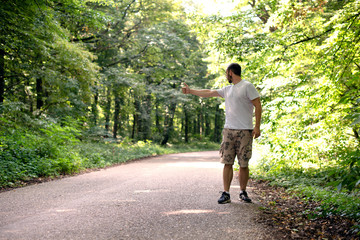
0;151;276;240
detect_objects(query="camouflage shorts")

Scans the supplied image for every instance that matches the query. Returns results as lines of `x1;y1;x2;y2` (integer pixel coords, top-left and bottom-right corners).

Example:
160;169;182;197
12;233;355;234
219;128;253;167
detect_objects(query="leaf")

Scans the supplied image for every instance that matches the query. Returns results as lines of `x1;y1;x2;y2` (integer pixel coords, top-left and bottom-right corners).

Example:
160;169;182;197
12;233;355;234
351;115;360;126
355;180;360;187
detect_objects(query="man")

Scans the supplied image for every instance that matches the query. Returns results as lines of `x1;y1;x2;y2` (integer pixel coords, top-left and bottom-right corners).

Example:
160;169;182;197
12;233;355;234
181;63;262;204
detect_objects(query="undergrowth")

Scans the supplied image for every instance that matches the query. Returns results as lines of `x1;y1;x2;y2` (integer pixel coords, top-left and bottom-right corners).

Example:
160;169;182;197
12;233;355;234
0;110;219;189
251;144;360;235
0;135;218;189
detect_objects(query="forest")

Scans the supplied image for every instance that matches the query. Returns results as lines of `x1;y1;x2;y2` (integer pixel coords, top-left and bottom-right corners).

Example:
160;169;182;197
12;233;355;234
0;0;359;235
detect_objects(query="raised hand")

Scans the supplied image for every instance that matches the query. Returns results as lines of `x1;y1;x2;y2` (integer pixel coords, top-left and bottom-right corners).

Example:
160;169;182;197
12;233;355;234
182;82;190;94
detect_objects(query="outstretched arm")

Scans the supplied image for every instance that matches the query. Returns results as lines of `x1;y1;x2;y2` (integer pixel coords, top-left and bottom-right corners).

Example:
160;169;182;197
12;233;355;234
182;83;220;98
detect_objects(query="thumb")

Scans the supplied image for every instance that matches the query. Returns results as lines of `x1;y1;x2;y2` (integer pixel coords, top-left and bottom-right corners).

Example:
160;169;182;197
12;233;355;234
183;82;189;88
252;130;256;138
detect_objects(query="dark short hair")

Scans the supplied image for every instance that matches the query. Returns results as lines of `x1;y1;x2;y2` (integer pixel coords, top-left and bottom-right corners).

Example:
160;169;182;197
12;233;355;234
226;63;241;77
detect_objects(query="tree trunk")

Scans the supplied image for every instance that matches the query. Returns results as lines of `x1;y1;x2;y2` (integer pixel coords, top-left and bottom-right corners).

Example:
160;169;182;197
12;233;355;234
0;48;4;104
184;105;189;143
24;78;32;112
198;108;204;140
141;91;152;140
36;78;44;109
91;82;99;126
132;96;141;140
205;112;211;137
161;101;176;145
193;118;197;135
22;80;27;106
132;112;136;140
214;104;223;143
155;96;161;133
105;86;111;131
113;94;120;139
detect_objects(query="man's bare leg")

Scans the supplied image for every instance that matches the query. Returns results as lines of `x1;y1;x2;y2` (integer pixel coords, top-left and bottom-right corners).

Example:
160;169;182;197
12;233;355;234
239;166;249;191
218;164;233;204
239;166;251;202
223;164;233;192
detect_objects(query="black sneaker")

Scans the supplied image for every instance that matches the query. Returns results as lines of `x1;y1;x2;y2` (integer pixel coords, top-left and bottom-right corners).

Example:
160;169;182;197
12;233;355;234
218;191;231;204
239;190;252;203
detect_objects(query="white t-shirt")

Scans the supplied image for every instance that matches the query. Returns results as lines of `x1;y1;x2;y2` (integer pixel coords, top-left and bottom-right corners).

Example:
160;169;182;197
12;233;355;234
217;80;260;130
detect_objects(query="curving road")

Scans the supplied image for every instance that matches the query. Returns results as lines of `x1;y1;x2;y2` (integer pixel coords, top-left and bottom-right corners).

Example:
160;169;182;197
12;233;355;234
0;151;276;240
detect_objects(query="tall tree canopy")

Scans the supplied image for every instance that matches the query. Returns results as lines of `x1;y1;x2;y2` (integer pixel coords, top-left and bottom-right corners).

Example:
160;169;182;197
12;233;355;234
0;0;223;145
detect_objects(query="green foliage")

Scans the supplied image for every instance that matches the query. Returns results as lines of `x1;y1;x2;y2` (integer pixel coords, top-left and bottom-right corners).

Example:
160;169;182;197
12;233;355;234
75;139;218;169
252;165;360;220
1;0;218;146
0;116;218;189
0;126;79;186
0;0;222;190
0;100;219;189
1;0;100;118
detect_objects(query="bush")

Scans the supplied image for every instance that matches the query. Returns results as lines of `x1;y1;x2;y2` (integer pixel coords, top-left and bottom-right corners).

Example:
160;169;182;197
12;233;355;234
0;114;82;187
0;121;219;189
252;156;360;222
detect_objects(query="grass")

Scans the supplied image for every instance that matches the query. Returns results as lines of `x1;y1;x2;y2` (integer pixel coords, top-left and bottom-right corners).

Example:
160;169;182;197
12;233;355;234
74;140;219;169
0;138;219;190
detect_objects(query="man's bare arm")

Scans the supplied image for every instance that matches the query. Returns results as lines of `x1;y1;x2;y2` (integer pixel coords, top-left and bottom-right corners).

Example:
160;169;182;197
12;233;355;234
182;83;221;98
251;97;262;139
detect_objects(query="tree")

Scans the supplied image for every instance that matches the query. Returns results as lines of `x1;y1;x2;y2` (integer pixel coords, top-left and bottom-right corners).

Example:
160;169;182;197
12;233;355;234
127;19;210;144
0;0;221;145
0;0;100;118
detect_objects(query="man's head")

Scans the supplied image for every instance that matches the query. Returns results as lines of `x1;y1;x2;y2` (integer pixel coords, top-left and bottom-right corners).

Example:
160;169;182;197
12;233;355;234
226;63;241;84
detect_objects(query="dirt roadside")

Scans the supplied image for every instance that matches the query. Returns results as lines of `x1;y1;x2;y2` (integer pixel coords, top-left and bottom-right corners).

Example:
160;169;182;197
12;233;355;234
249;179;359;239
